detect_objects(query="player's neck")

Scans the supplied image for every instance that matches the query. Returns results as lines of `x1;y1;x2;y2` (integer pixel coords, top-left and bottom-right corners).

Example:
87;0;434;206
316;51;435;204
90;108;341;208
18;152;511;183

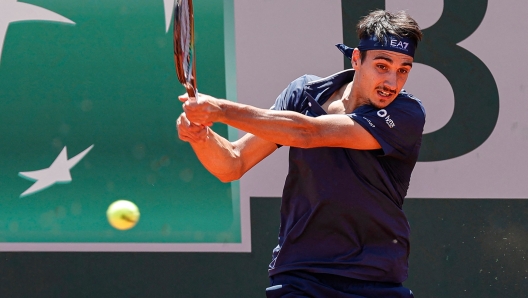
323;81;356;114
342;81;362;113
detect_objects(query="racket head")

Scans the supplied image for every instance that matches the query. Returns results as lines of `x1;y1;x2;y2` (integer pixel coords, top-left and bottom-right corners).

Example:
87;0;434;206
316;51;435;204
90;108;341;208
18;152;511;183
173;0;197;97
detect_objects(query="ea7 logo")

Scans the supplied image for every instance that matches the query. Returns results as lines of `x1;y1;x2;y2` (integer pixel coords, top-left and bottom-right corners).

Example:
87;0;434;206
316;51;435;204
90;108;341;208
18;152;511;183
377;109;395;128
390;39;409;50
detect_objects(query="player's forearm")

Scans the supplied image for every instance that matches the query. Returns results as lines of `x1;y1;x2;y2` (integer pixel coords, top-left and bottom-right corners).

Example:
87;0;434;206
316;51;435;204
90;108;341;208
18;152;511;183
189;128;243;182
217;100;316;148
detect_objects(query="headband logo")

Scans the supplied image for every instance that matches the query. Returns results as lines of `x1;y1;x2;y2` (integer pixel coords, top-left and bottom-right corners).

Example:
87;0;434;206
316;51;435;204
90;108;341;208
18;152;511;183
390;39;409;51
337;33;416;59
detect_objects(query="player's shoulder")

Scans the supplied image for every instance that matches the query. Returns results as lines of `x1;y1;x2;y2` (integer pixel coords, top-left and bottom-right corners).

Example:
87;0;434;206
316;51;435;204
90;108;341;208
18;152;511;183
282;74;322;100
289;74;322;89
290;69;354;91
281;74;323;101
272;74;322;112
394;89;426;119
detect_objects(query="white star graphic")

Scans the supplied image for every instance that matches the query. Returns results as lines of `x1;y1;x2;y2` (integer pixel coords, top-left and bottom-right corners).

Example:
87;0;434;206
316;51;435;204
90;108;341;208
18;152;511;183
18;145;94;197
0;0;75;64
163;0;176;33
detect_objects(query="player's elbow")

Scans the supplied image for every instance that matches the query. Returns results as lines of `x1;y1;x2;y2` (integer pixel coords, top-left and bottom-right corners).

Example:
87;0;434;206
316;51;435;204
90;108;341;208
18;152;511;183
215;172;241;183
217;176;233;183
212;166;244;183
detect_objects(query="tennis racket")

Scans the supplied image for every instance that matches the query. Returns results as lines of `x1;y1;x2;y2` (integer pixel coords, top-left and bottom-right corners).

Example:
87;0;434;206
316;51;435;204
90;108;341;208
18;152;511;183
173;0;197;98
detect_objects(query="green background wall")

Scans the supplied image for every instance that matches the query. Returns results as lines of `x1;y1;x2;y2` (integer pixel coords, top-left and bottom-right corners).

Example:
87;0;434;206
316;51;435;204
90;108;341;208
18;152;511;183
0;0;239;245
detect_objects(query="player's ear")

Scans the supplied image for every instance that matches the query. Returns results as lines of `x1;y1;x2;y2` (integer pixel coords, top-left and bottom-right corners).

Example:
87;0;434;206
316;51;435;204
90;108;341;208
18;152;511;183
351;48;361;69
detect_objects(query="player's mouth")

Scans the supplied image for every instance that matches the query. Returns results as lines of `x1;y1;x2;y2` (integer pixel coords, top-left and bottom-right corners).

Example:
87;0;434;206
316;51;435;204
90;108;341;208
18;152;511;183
376;88;396;98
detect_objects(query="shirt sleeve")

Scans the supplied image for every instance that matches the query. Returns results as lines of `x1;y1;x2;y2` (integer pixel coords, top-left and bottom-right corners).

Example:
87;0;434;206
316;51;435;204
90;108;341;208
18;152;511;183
269;75;319;148
349;95;426;159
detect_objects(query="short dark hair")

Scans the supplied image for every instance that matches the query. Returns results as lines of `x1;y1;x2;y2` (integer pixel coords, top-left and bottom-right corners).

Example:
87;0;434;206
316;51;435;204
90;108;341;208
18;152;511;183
357;10;422;62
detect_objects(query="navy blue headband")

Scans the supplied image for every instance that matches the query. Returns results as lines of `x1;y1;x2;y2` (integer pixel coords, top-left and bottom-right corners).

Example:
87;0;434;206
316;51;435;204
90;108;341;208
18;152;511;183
336;34;416;59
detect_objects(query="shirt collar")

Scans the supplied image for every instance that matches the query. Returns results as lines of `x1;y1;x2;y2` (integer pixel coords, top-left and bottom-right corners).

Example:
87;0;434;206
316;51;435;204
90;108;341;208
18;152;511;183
304;69;356;106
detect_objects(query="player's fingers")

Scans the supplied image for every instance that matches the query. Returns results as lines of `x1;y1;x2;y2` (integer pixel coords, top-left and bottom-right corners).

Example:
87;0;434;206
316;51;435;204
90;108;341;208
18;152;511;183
176;115;183;131
176;114;193;133
176;125;188;143
177;122;197;142
182;108;202;124
188;126;208;143
178;132;190;142
176;123;190;141
179;112;196;126
182;103;211;126
178;93;190;102
177;115;207;143
186;123;203;132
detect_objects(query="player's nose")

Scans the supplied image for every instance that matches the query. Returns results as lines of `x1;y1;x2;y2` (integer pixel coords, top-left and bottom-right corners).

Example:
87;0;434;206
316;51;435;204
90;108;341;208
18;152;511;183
383;73;397;91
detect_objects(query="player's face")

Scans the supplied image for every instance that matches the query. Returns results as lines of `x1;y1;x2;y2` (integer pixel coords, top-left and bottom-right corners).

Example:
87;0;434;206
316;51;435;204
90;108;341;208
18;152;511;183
352;49;413;109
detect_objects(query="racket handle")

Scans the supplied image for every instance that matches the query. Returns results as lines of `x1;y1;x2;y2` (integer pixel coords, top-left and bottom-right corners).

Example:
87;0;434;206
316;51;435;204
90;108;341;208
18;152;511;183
186;87;196;98
184;82;197;100
184;84;202;126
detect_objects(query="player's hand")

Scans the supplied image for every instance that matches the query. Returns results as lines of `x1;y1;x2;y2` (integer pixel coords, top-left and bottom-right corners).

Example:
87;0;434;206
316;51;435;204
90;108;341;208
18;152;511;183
176;112;208;143
179;93;222;126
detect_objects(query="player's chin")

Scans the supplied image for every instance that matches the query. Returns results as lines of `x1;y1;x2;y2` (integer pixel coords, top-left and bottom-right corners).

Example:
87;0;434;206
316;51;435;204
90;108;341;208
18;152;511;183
371;100;389;109
373;96;396;109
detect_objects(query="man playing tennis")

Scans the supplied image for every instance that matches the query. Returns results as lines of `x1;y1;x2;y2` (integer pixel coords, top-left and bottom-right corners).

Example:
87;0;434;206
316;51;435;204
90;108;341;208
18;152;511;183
177;10;424;298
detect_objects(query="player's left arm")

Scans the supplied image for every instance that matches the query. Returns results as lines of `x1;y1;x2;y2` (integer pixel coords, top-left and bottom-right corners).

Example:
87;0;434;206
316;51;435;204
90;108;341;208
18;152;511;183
181;93;381;150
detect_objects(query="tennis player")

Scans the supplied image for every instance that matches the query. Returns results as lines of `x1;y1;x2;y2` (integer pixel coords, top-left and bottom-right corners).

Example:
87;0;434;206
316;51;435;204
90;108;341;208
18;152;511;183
177;9;424;298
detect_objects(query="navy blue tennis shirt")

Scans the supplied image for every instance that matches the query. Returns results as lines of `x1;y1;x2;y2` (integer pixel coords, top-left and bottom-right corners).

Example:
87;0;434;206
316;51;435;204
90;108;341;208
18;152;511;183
268;69;426;283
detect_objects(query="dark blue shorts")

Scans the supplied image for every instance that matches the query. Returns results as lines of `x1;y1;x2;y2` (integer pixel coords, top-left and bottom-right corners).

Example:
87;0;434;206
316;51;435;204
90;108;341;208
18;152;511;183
266;271;414;298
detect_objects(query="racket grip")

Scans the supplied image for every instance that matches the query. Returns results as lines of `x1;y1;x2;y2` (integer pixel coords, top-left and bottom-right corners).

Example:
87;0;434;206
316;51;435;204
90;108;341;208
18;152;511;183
184;85;202;126
185;83;197;99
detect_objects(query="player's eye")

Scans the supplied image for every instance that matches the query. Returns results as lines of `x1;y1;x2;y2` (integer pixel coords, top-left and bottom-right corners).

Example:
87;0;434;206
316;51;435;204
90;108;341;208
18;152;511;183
398;68;409;74
377;64;388;70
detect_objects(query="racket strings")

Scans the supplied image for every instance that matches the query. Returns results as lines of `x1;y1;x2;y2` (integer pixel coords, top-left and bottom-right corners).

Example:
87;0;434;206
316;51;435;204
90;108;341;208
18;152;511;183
173;0;196;96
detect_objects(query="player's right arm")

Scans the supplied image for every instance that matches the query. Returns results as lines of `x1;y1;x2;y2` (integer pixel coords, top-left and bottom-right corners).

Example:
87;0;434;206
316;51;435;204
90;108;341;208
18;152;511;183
177;112;277;182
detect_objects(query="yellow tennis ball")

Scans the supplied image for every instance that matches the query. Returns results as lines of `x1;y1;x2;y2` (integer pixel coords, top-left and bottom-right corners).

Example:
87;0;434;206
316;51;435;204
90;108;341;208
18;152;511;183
106;200;140;230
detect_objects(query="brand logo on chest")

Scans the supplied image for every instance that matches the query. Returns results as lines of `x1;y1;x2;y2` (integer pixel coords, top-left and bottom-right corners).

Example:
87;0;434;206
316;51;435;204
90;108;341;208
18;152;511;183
377;109;395;128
